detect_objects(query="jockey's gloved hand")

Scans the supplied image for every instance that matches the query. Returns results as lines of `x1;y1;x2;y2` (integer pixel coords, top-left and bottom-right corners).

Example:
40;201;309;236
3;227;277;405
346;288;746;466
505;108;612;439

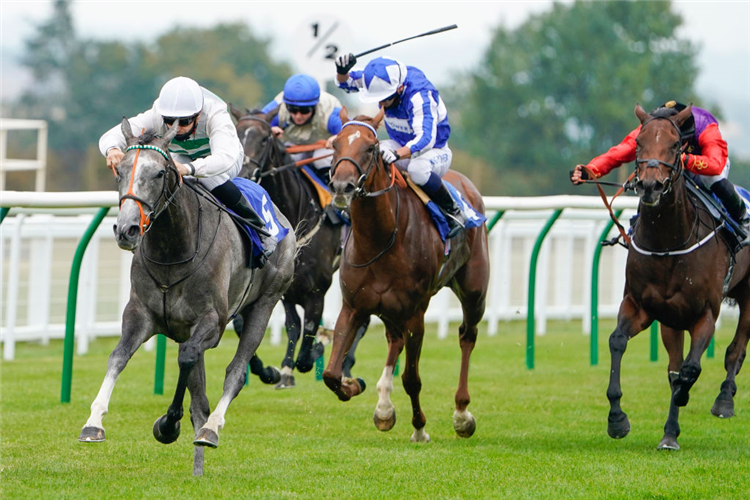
335;53;357;75
380;147;400;165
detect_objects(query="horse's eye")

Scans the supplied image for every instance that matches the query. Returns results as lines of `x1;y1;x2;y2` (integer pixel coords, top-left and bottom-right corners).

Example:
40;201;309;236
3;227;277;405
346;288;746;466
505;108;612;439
156;170;166;179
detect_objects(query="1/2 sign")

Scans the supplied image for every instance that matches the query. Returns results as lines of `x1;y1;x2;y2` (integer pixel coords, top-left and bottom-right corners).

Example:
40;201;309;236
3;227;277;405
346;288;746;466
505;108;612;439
293;16;353;81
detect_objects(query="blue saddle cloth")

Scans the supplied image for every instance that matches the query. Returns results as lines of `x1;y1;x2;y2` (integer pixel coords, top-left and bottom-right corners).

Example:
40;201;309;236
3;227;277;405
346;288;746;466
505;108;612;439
426;181;486;242
231;177;289;262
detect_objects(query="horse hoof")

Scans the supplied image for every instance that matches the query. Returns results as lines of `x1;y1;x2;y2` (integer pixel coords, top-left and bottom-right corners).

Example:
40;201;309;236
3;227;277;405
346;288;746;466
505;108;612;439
410;428;431;443
193;428;219;448
607;414;630;439
453;410;476;438
357;378;367;393
274;374;296;389
153;415;180;444
711;397;735;419
261;366;281;385
657;435;680;451
78;426;105;443
373;410;396;431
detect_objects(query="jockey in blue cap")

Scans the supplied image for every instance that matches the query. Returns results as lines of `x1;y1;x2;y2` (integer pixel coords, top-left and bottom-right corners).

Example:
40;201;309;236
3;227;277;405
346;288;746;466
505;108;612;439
261;74;344;178
334;54;466;237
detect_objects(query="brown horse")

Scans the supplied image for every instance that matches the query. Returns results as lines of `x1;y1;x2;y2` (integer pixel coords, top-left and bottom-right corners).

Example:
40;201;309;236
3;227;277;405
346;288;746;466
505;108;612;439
606;104;750;450
324;109;490;442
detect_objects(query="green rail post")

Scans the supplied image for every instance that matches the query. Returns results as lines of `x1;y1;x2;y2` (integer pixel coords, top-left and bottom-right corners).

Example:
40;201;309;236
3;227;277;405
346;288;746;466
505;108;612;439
154;334;167;395
590;210;624;367
527;209;563;370
707;336;715;359
486;210;505;232
0;207;10;224
61;207;110;403
650;322;659;362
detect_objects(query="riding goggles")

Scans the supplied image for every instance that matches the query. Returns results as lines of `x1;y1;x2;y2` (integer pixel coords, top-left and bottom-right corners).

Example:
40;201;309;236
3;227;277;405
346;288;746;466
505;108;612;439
287;105;314;115
162;114;198;126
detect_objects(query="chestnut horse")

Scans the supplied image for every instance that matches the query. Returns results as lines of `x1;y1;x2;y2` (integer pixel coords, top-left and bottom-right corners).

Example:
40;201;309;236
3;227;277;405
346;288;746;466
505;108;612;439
325;110;490;442
606;104;750;450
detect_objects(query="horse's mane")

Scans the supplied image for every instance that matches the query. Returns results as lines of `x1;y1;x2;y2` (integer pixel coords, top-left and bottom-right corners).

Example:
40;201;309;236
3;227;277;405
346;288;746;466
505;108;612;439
138;130;160;145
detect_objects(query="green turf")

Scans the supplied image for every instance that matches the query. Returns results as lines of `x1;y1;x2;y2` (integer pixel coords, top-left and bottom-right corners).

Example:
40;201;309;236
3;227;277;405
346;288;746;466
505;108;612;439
2;320;749;499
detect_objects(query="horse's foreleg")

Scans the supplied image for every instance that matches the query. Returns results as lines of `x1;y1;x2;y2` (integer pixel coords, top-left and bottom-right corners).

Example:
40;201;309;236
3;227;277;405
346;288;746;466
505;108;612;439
401;314;429;443
276;300;301;389
672;310;715;409
373;326;404;432
295;297;325;373
186;355;210;476
155;312;221;445
607;296;651;440
79;308;153;442
343;318;370;379
195;298;276;448
659;325;684;450
713;296;750;419
322;304;367;401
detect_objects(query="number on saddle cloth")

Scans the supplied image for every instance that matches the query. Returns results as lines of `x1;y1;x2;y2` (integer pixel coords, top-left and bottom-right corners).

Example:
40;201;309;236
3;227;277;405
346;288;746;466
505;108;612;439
228;178;290;265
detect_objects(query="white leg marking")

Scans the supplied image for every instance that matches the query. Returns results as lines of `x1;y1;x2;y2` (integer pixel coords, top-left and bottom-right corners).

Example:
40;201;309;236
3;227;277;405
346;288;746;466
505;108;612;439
374;366;395;421
83;373;118;430
410;427;431;443
453;409;474;432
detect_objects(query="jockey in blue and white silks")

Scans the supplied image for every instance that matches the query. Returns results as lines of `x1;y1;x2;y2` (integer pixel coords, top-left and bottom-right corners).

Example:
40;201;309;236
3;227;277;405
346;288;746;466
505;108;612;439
335;55;466;237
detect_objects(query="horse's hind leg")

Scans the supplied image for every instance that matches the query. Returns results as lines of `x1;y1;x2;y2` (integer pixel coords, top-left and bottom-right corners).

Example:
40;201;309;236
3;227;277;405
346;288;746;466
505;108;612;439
79;306;153;442
659;326;685;450
276;300;301;389
713;295;750;418
373;324;404;432
607;296;651;440
195;298;277;448
295;296;326;374
234;316;280;385
155;312;221;445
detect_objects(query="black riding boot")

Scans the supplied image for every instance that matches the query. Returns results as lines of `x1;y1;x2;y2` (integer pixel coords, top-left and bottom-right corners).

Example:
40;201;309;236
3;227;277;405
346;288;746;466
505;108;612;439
211;180;277;262
423;179;467;238
711;179;750;243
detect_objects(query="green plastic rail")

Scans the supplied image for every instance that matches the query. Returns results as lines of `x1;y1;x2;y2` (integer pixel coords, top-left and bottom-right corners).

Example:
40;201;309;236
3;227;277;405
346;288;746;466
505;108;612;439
590;210;623;366
526;209;563;369
0;207;10;224
154;334;167;395
61;207;110;403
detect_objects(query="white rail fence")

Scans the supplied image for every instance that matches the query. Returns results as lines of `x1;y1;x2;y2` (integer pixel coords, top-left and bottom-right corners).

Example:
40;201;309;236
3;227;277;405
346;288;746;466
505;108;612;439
9;191;736;362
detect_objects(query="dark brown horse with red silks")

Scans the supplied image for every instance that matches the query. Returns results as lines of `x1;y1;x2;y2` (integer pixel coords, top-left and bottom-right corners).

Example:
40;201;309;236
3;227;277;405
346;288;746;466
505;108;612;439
605;103;750;450
324;109;490;442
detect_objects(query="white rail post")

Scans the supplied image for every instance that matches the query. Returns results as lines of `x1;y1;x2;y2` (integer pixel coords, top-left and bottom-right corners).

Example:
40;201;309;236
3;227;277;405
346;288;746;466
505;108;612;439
3;214;25;360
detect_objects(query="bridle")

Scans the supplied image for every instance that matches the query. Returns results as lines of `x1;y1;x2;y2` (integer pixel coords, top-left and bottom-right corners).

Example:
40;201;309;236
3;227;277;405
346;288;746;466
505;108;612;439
331;121;398;199
633;115;687;197
236;115;277;182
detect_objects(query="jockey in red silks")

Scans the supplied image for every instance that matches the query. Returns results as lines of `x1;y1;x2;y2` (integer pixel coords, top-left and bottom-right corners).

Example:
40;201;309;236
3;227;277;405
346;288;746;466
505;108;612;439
571;100;750;240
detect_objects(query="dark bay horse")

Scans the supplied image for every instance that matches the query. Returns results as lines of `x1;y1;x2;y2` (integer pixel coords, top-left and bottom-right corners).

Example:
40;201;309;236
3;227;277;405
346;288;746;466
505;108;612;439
325;110;490;442
78;119;295;474
230;105;369;388
606;104;750;450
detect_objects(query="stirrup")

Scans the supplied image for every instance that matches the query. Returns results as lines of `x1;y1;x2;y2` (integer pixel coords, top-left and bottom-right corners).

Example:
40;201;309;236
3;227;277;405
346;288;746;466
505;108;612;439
445;212;466;239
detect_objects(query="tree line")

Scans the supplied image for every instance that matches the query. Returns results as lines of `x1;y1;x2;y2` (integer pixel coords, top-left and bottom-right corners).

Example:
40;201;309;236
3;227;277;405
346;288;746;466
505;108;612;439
4;0;748;194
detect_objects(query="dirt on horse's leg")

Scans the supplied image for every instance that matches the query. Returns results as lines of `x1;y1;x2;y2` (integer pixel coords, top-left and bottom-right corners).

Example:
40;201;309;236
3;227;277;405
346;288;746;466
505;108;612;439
714;294;750;418
195;299;276;448
323;305;367;401
659;325;685;450
373;327;404;432
401;314;429;443
607;296;650;440
79;309;153;443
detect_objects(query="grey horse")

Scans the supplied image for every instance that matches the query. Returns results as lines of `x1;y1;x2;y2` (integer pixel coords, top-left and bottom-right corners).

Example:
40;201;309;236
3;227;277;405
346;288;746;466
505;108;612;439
78;119;295;475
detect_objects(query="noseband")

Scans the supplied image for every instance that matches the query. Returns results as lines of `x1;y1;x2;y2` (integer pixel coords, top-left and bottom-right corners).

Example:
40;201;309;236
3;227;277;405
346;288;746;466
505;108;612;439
633;116;686;196
331;121;396;198
119;144;181;234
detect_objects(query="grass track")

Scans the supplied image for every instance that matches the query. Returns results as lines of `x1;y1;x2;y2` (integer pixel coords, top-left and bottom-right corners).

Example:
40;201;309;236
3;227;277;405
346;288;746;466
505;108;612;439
2;320;750;499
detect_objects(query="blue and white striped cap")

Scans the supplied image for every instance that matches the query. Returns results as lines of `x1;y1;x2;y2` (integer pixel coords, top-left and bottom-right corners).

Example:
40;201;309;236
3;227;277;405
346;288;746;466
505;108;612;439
359;57;408;104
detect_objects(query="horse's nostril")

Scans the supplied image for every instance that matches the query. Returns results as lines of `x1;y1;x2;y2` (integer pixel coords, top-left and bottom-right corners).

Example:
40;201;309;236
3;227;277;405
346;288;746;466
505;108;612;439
343;183;356;194
126;225;139;238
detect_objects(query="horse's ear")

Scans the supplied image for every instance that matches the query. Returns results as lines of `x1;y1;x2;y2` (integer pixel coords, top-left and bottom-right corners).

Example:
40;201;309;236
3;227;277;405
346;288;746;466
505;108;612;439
339;106;349;124
229;103;245;122
162;121;178;144
674;103;693;129
265;106;279;124
634;104;650;124
372;107;384;130
121;117;136;144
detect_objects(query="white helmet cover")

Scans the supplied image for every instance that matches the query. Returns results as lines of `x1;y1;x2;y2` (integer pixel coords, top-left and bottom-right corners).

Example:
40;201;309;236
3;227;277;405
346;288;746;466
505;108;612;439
359;57;408;103
155;76;204;117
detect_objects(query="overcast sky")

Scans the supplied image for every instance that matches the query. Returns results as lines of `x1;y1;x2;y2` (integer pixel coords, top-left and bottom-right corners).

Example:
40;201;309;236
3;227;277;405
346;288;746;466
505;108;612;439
1;1;749;155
